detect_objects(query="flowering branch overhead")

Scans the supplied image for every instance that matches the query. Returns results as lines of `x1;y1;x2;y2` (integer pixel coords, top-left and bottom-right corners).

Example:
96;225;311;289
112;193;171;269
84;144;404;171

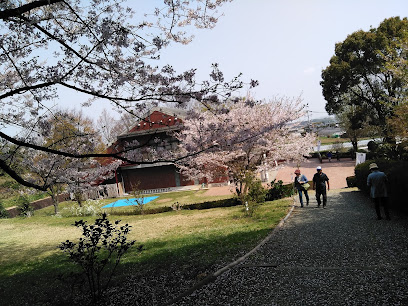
0;0;259;189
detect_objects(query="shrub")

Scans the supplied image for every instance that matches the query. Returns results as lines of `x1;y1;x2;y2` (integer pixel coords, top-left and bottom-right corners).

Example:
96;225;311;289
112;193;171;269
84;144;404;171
59;213;140;304
265;179;294;201
135;206;173;215
107;198;241;216
0;201;8;218
17;195;34;217
247;179;267;204
367;140;378;152
238;178;267;217
0;180;21;190
346;176;356;187
182;198;239;210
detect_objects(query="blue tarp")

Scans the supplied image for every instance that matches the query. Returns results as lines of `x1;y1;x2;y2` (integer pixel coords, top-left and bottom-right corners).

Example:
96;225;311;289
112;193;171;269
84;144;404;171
102;196;159;208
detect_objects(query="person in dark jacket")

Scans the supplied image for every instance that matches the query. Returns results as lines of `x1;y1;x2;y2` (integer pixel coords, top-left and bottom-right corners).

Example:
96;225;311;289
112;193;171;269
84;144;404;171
294;169;309;207
367;163;390;220
312;166;330;208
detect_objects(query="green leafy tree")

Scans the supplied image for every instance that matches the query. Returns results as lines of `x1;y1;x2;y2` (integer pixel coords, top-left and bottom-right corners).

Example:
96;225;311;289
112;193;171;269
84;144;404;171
321;17;408;143
385;40;408;140
335;104;378;152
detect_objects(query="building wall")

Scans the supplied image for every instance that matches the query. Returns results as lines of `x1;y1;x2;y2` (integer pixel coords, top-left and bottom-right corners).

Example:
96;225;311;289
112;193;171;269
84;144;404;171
120;165;194;192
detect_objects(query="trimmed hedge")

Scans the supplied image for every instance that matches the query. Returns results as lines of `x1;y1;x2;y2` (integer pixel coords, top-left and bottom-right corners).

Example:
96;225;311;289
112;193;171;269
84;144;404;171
180;197;240;210
110;198;240;216
110;183;292;217
354;159;408;213
310;149;354;160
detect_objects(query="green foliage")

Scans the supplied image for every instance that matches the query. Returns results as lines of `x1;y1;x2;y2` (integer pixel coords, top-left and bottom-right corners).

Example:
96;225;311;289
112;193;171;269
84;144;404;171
59;213;139;303
0;197;291;305
0;179;21;190
247;179;267;204
346;176;356;187
0;201;8;218
238;176;267;217
181;198;239;211
17;195;34;217
354;159;408;212
110;198;240;216
363;141;408;161
1;190;48;209
265;179;294;201
367;140;378;152
321;17;408;141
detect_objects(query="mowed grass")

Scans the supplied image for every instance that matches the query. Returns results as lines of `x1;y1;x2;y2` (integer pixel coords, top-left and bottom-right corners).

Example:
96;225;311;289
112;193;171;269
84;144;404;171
0;192;291;305
33;189;233;217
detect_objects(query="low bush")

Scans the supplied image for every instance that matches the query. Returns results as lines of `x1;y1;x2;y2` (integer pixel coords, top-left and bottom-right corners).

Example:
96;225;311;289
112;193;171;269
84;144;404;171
265;180;294;201
0;180;21;190
310;150;352;160
17;195;34;217
346;176;356;187
134;206;173;215
0;201;8;218
108;198;240;216
247;179;267;204
59;213;140;304
181;198;239;210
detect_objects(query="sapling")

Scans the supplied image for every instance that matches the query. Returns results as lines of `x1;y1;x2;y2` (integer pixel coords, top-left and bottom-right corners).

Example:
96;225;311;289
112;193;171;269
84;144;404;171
59;213;141;303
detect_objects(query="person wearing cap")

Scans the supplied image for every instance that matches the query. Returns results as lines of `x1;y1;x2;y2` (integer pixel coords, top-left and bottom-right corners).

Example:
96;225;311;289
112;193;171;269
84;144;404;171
312;166;330;208
294;169;309;207
367;163;390;220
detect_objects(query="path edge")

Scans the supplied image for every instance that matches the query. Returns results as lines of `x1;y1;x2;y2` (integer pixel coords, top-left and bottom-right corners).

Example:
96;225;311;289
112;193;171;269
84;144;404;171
165;203;296;305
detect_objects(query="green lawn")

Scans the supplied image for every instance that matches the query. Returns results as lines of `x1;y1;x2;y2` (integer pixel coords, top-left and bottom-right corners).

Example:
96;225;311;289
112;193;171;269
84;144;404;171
0;191;291;305
33;189;233;217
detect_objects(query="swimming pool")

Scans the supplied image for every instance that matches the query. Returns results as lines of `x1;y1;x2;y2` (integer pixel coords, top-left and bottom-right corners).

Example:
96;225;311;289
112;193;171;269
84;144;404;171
102;196;159;208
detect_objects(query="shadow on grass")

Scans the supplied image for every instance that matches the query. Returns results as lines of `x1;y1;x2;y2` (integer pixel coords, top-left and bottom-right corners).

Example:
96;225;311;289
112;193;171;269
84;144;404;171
0;228;271;306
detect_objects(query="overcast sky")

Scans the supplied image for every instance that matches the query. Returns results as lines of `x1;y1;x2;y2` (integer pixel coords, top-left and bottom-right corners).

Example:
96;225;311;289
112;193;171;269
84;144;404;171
71;0;408;122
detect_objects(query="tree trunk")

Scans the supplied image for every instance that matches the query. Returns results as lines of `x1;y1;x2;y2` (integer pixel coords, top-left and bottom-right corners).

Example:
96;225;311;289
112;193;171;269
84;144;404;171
51;194;59;215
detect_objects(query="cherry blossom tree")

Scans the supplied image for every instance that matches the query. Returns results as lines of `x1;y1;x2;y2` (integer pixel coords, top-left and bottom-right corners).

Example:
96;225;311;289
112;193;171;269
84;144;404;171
0;0;253;189
96;108;154;146
22;109;119;213
175;97;316;195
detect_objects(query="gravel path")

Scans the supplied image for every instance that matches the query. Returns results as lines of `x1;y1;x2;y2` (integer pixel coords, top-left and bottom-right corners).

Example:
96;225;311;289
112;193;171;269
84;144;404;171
174;188;408;305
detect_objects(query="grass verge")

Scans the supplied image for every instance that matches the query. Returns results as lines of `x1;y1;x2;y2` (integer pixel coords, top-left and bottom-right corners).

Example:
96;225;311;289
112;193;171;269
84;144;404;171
0;197;291;305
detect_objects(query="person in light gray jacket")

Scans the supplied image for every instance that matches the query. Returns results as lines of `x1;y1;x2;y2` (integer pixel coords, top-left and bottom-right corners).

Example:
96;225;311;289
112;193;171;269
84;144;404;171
294;169;309;207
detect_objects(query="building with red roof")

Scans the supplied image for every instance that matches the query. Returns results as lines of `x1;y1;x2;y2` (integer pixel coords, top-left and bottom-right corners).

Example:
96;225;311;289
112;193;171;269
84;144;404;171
103;107;227;194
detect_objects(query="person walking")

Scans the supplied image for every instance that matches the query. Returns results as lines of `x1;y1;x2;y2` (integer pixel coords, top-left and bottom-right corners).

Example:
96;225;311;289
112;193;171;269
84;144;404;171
367;163;390;220
312;166;330;208
327;151;332;162
294;169;309;207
